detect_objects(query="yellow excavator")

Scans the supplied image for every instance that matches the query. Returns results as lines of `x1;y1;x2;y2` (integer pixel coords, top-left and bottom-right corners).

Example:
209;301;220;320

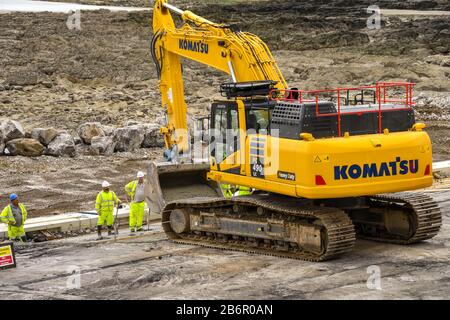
146;0;441;261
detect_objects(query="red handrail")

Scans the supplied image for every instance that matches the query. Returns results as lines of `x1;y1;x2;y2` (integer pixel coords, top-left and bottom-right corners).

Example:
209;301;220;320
270;82;415;136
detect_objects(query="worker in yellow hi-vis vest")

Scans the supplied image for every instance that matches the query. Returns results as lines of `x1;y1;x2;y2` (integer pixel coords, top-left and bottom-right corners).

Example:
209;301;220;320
0;194;28;242
221;184;252;198
234;185;252;197
125;171;146;234
95;181;120;240
221;184;234;198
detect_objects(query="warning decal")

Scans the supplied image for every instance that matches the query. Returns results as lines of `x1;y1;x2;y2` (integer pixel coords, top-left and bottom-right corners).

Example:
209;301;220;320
0;242;16;270
313;155;330;164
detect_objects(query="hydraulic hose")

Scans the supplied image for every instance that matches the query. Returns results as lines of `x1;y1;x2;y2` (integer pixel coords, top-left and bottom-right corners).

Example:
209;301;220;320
150;30;163;79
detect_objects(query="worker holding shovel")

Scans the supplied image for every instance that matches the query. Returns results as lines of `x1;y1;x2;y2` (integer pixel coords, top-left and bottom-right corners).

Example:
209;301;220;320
95;181;120;240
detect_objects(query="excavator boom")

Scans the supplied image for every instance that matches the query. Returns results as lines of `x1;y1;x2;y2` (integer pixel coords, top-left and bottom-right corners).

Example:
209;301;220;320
147;0;288;212
151;0;286;156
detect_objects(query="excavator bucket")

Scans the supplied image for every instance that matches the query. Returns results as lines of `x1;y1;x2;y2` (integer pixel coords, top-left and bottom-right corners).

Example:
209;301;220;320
145;161;223;214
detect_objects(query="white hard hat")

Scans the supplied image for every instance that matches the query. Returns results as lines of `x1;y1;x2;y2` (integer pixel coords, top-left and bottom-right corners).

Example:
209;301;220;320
137;171;145;178
102;181;111;188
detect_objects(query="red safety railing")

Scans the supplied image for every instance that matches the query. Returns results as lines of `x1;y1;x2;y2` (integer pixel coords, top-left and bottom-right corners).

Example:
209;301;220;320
270;82;415;137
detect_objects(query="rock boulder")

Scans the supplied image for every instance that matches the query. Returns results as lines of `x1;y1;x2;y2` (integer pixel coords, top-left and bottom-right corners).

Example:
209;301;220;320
113;126;145;152
6;138;44;157
77;122;105;145
46;133;76;157
1;119;25;141
101;125;116;137
31;127;59;146
141;124;164;148
91;136;116;155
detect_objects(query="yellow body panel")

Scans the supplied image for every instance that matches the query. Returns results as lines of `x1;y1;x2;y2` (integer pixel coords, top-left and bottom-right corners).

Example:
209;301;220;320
208;131;433;199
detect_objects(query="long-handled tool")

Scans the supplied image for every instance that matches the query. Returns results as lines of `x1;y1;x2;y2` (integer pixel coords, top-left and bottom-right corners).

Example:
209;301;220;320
113;203;120;241
124;197;135;235
146;204;150;232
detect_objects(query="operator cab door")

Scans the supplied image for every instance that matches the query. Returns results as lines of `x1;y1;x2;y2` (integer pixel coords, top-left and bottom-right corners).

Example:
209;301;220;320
245;103;271;179
210;101;240;173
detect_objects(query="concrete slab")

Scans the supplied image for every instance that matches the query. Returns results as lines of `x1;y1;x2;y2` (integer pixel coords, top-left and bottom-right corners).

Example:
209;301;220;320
0;205;160;238
382;9;450;17
434;160;450;175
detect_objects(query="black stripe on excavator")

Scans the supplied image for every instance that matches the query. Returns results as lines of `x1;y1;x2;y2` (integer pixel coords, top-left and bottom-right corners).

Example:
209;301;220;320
222;166;242;175
250;149;264;156
250;143;265;148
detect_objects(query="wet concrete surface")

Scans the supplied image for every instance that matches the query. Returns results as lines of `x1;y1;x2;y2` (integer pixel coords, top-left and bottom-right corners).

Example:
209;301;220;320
1;188;449;300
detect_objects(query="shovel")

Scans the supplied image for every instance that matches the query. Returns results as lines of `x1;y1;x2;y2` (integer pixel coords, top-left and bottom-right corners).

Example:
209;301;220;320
113;204;120;241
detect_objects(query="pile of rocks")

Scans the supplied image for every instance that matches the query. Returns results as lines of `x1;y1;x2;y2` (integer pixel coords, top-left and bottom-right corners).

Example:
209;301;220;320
0;119;165;158
0;119;76;157
76;121;164;156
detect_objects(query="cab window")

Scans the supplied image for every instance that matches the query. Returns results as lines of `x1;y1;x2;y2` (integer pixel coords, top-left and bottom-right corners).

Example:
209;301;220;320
210;103;240;161
246;109;269;135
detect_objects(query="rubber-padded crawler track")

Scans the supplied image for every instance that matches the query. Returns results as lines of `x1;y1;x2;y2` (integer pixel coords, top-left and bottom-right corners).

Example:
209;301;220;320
361;192;442;244
162;194;356;262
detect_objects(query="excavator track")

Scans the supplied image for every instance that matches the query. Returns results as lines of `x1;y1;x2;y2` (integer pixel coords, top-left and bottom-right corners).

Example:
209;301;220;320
353;192;442;244
162;194;356;262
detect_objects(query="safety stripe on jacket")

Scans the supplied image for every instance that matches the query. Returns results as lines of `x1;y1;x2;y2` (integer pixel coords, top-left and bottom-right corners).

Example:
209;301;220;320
6;204;26;225
96;192;117;209
125;180;138;201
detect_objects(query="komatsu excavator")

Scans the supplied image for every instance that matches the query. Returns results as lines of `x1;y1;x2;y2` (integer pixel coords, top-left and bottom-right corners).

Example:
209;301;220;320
146;0;442;261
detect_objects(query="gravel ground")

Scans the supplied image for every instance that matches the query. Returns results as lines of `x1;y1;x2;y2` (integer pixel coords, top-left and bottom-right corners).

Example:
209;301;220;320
1;187;449;300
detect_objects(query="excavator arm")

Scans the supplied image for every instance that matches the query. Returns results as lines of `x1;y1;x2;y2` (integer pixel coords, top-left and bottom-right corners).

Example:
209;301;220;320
151;0;287;160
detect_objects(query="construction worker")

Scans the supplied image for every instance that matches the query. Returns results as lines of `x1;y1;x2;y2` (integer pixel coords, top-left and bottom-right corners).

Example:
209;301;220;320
0;194;28;242
95;181;120;240
234;185;252;197
221;184;252;197
221;184;234;198
125;171;146;234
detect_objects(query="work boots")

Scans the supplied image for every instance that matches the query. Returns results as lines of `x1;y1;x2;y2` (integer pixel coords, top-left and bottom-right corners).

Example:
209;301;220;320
97;226;103;240
12;236;27;243
108;226;115;236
